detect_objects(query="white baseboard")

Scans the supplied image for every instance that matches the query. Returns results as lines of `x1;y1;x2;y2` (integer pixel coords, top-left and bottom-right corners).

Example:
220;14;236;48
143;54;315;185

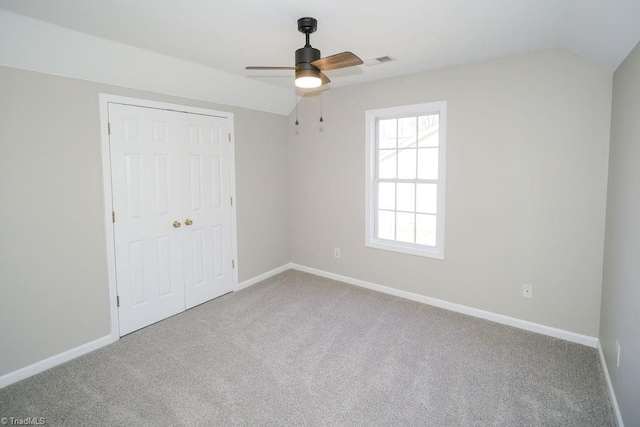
0;334;117;389
236;263;292;291
597;340;624;426
289;263;599;348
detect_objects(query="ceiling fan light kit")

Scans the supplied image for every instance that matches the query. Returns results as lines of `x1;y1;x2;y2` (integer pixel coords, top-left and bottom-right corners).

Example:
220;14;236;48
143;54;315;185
295;73;322;88
295;63;322;88
246;17;363;90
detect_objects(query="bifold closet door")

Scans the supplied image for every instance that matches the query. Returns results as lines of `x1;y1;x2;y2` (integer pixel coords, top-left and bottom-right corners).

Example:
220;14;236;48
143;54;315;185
180;112;234;309
108;103;233;336
109;105;186;335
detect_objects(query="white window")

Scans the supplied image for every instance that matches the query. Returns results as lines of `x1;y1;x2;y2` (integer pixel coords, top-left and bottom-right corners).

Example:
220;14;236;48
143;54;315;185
365;101;446;259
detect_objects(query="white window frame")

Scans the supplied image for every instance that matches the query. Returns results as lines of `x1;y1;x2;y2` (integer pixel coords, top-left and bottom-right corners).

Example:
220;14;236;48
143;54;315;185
365;101;447;259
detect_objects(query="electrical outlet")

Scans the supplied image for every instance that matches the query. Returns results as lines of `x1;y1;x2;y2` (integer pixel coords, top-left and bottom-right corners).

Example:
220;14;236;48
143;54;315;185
334;248;341;259
616;340;621;367
522;284;533;298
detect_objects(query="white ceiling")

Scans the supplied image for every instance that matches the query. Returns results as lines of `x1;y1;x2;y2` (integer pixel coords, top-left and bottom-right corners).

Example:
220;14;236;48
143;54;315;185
1;0;639;92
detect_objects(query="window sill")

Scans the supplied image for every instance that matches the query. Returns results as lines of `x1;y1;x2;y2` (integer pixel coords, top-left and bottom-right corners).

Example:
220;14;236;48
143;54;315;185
365;239;444;260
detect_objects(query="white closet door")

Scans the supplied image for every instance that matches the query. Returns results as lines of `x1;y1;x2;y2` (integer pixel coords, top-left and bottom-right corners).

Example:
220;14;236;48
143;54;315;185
109;103;234;335
109;104;186;336
181;113;234;308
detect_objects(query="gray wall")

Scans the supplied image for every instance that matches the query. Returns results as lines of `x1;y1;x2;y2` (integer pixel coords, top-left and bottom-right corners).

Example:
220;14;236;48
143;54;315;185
0;66;289;376
288;49;612;336
600;41;640;426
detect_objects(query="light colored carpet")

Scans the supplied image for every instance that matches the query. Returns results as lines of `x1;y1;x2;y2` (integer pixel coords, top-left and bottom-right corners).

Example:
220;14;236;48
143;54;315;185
0;270;615;426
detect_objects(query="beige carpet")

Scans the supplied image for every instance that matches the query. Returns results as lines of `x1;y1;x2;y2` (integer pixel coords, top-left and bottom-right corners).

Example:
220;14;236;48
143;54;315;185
0;270;615;425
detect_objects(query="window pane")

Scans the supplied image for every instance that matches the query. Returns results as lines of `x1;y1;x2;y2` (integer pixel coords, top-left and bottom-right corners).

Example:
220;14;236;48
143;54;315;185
377;210;395;240
397;149;417;179
378;149;397;179
416;183;437;214
418;115;439;147
378;182;395;210
398;117;417;147
378;119;397;149
396;212;415;243
417;148;438;180
416;214;436;246
396;183;415;212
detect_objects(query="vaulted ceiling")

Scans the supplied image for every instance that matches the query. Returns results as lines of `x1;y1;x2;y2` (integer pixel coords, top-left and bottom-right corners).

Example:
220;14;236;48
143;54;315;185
1;0;639;114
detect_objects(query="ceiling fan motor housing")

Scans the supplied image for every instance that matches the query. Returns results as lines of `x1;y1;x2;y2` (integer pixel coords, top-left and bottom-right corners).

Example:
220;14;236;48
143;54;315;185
296;46;321;66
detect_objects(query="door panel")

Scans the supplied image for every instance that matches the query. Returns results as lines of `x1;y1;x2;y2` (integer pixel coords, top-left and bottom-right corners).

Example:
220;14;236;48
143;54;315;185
109;105;186;335
181;114;233;309
154;155;170;216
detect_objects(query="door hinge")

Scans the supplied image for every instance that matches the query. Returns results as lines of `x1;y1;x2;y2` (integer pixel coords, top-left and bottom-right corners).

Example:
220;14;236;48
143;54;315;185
116;295;120;307
108;122;111;135
228;133;231;142
232;260;235;269
112;211;115;223
230;196;233;206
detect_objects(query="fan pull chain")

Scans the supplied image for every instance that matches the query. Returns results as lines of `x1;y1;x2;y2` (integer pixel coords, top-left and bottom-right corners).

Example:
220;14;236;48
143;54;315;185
319;91;324;123
295;90;299;126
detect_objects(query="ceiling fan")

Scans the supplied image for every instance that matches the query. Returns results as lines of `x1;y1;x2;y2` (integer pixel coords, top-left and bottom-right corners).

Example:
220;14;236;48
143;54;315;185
246;17;363;89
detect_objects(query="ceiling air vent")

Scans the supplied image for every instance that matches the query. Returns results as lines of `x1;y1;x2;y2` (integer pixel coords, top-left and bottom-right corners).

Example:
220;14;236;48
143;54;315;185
364;56;396;66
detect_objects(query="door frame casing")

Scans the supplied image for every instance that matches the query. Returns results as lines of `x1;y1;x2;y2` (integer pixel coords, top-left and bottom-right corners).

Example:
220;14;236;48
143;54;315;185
98;94;239;339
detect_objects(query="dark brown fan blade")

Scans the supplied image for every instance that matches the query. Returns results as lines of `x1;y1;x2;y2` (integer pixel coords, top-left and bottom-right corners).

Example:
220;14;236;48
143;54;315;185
245;66;296;70
320;72;331;85
311;52;363;71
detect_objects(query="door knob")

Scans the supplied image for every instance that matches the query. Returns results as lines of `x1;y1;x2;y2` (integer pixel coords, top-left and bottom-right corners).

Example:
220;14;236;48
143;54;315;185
172;221;181;228
185;219;193;226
